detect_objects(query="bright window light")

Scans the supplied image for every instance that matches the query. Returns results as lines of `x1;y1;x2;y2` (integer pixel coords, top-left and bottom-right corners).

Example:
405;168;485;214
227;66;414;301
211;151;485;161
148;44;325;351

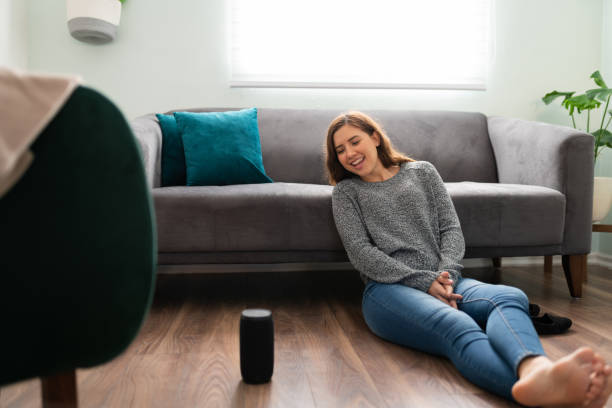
230;0;491;90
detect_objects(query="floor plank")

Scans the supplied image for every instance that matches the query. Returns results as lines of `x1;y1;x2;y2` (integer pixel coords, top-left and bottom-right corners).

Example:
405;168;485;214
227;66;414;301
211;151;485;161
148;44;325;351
1;264;612;408
292;298;385;407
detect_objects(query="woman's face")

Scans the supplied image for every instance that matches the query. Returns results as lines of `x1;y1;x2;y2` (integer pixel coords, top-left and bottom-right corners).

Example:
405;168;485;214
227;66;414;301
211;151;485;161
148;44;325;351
333;124;382;179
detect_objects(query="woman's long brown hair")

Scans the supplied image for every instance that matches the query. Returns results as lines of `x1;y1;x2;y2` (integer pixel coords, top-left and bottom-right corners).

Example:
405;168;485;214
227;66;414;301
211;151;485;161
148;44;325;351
324;111;414;185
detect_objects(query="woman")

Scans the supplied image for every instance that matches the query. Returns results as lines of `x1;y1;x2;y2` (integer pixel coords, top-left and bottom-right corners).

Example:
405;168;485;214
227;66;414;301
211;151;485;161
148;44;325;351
325;111;612;407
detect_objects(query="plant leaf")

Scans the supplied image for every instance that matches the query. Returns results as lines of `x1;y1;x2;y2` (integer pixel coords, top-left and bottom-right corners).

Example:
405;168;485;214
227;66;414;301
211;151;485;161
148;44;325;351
563;93;601;113
542;91;574;105
585;88;612;102
592;129;612;147
591;70;607;88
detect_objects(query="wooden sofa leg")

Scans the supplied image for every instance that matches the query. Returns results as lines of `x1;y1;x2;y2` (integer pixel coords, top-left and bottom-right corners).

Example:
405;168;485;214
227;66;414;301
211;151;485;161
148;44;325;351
544;255;553;274
561;255;586;298
41;369;78;408
492;257;501;268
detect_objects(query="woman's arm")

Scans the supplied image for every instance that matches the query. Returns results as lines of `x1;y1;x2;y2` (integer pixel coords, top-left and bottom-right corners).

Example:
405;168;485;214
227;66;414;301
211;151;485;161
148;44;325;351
332;187;439;292
425;163;466;284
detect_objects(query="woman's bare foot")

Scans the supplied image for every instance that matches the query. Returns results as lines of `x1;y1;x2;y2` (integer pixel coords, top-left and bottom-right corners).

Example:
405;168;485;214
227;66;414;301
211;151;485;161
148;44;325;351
583;355;610;404
511;347;597;407
584;364;612;408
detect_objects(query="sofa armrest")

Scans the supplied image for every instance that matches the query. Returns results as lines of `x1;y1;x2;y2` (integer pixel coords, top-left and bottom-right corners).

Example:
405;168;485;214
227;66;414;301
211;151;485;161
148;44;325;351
130;114;161;188
487;116;594;254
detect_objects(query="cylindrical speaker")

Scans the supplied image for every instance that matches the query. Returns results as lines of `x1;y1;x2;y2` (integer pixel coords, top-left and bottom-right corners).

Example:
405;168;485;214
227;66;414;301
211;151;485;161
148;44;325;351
239;309;274;384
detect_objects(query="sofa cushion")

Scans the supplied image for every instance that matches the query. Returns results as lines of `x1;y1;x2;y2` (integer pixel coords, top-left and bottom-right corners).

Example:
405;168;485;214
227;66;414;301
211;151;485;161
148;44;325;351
160;108;497;185
447;182;566;247
153;183;343;253
156;113;186;187
153;182;565;254
257;109;497;184
174;108;273;186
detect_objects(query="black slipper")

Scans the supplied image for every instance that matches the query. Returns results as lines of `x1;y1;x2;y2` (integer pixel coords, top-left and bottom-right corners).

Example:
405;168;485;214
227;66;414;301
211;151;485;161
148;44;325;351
531;313;572;335
529;303;540;317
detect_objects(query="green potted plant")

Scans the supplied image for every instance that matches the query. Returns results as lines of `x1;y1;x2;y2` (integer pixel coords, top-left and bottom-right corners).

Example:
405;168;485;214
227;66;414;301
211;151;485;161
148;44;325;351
543;71;612;222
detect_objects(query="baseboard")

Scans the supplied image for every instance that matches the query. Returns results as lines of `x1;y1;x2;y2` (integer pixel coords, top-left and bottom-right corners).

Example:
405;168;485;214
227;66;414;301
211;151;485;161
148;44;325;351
489;256;555;266
157;262;355;274
157;254;612;274
463;253;612;269
586;252;612;269
460;258;493;268
460;257;549;268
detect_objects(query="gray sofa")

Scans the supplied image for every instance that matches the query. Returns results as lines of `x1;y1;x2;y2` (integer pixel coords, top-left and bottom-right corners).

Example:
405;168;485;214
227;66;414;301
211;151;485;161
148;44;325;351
131;109;594;297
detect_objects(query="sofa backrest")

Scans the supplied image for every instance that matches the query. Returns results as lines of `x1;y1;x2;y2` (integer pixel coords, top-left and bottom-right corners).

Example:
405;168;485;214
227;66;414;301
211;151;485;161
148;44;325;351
156;108;498;185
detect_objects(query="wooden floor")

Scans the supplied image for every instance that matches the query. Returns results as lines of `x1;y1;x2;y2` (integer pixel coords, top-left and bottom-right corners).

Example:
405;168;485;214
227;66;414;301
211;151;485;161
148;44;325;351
2;263;612;408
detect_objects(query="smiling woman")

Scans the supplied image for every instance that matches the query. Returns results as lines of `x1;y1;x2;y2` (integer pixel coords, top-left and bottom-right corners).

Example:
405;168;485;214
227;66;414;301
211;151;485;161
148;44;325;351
229;0;491;90
324;111;612;407
325;110;414;184
333;121;398;182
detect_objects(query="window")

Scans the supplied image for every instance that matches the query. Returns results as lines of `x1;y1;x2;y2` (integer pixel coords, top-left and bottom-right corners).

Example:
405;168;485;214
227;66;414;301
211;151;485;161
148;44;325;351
230;0;491;90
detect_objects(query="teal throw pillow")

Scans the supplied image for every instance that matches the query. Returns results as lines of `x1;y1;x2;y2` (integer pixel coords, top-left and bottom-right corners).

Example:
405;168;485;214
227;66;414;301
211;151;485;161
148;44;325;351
174;108;273;186
156;113;186;186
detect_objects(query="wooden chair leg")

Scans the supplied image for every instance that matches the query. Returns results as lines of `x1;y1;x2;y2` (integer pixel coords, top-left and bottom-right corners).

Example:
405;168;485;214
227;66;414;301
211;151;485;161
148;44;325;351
492;257;501;268
544;255;553;274
41;369;78;408
561;254;586;298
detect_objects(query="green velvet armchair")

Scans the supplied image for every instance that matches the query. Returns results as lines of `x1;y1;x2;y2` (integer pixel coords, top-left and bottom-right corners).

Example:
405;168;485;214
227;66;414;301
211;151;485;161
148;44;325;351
0;86;157;407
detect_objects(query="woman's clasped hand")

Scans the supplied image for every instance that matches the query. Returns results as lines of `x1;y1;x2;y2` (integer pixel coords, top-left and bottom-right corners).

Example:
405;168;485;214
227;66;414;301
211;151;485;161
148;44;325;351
428;271;462;308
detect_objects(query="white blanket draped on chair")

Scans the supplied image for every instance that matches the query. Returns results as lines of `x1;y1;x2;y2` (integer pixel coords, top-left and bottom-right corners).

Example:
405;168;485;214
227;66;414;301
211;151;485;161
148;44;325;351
0;68;81;198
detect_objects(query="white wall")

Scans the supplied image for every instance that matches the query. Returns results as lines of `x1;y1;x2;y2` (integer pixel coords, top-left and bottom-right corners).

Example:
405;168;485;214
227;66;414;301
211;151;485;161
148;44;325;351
594;0;612;254
1;0;28;68
23;0;612;256
27;0;602;122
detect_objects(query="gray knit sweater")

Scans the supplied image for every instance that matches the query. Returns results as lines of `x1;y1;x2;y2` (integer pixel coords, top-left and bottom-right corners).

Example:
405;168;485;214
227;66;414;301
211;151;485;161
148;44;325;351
332;161;465;292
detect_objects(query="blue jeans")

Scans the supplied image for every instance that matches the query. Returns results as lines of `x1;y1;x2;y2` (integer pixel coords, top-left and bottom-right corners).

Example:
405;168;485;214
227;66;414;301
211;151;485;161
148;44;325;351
362;277;545;401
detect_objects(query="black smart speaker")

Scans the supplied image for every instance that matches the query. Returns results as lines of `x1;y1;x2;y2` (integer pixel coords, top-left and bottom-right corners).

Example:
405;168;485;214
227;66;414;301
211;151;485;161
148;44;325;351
240;309;274;384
